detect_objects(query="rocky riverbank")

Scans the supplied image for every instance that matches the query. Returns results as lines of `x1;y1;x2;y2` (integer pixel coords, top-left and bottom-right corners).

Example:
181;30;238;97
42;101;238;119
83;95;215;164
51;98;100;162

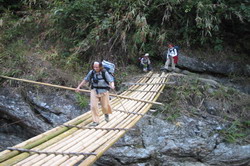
95;72;250;166
0;54;249;165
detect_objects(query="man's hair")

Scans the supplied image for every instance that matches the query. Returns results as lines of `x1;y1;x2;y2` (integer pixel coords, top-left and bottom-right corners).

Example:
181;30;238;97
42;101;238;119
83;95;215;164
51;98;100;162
168;43;174;48
91;61;104;70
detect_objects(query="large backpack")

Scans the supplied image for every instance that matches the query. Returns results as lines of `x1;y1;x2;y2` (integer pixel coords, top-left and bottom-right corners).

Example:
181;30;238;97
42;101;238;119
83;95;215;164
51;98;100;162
102;60;115;75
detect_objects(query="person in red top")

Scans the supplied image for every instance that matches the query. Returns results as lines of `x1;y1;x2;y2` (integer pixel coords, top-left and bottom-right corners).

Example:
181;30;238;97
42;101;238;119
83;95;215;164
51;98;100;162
164;44;178;70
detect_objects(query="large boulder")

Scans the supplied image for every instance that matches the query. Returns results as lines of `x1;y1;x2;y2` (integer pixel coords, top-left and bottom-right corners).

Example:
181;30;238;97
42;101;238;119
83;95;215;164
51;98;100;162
95;116;250;166
177;54;250;77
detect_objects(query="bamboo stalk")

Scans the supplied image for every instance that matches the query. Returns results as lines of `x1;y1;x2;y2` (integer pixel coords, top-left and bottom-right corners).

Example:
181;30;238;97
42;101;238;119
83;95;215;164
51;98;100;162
0;75;162;105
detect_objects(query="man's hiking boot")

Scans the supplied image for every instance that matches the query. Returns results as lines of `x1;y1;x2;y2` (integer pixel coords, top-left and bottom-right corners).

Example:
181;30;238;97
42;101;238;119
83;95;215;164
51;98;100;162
105;114;109;122
90;122;99;127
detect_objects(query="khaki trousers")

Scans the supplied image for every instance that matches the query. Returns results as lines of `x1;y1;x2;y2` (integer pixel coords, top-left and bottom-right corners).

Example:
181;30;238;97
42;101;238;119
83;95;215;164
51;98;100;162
90;90;112;123
165;56;175;70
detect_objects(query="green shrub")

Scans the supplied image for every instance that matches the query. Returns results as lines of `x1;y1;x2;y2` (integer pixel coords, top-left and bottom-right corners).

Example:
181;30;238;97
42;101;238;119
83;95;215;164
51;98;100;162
76;93;89;108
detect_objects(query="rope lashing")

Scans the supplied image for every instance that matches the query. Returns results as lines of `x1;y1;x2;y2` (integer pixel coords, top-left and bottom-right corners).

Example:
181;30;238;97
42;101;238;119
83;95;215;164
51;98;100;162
63;125;132;131
7;147;96;156
113;109;155;119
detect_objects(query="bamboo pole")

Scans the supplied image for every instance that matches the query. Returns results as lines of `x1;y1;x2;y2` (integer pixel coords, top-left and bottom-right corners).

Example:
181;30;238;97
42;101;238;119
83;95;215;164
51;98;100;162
0;75;162;105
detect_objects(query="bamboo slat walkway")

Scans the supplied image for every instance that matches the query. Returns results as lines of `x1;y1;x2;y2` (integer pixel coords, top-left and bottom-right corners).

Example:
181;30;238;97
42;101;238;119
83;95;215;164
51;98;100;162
0;72;169;166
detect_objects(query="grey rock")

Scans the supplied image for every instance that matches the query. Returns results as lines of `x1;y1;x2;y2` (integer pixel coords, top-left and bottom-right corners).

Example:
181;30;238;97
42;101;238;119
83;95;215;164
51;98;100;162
97;115;250;166
0;88;87;151
182;70;192;75
177;54;249;77
204;143;250;166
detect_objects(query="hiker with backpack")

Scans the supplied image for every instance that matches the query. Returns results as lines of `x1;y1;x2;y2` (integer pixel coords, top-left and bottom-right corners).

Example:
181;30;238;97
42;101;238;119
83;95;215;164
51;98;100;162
164;44;178;71
75;61;115;126
140;53;152;72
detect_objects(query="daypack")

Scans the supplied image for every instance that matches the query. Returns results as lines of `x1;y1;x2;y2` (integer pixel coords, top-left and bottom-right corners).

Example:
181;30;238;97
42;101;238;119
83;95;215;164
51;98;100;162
164;45;180;59
174;45;180;55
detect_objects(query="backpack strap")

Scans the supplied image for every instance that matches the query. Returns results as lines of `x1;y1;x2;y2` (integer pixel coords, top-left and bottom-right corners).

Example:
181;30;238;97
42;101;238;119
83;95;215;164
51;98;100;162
102;70;109;85
88;70;94;87
89;70;110;90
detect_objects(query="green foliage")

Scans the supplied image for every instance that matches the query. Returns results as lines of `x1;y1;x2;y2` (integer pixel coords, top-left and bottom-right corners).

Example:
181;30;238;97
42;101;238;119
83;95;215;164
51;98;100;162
219;120;249;143
76;93;89;108
0;39;28;75
38;0;249;64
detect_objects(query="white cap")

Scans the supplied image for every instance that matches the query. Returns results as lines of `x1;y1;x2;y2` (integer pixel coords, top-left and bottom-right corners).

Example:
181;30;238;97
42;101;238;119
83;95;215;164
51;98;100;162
145;53;149;56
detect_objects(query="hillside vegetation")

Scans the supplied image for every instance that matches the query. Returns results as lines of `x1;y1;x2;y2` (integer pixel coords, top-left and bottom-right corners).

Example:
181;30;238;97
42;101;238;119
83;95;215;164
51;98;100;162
1;0;249;77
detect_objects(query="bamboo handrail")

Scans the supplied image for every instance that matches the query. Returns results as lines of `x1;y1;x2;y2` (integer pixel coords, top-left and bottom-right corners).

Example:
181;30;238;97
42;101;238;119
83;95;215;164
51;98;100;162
0;75;163;105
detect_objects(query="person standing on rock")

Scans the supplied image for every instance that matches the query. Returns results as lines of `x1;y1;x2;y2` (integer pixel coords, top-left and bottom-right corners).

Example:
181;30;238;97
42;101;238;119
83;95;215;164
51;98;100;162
164;44;178;71
75;62;115;126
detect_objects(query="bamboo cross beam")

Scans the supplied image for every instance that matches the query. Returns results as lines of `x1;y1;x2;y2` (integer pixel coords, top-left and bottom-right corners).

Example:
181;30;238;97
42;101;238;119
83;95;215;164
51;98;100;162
113;109;155;119
113;109;145;116
7;147;96;156
0;75;163;105
135;76;170;78
126;89;163;93
122;82;175;86
63;125;132;131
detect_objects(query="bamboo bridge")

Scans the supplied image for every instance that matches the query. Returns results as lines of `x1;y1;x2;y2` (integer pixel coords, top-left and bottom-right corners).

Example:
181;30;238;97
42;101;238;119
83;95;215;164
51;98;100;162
0;72;170;166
